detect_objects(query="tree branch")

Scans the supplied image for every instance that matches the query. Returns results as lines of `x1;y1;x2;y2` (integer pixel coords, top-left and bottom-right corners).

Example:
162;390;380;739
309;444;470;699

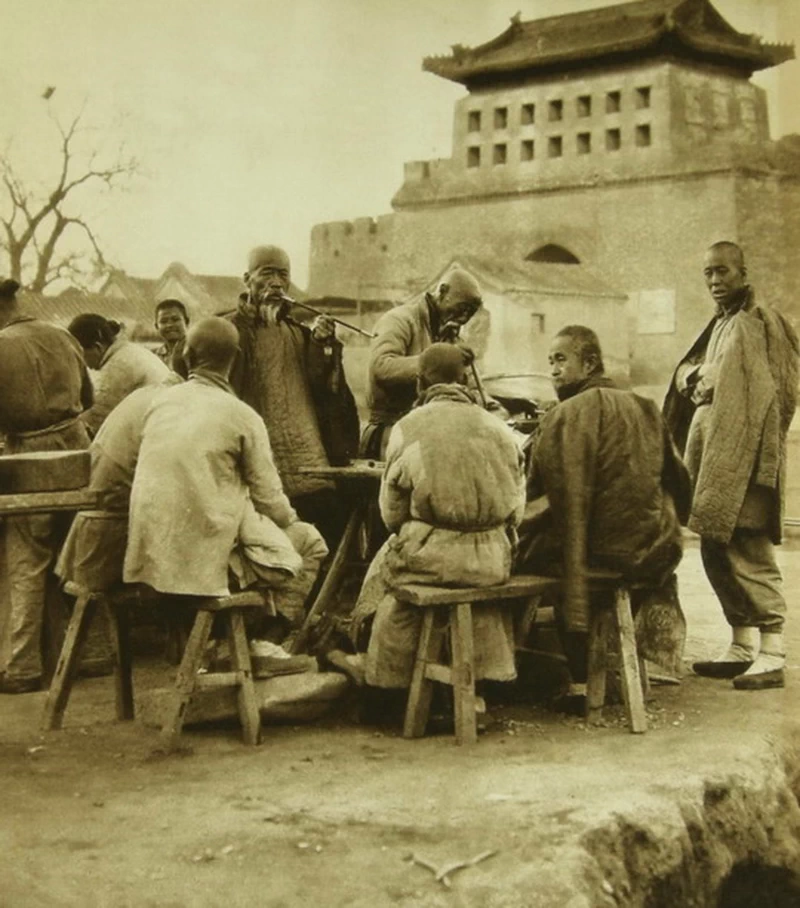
1;103;138;290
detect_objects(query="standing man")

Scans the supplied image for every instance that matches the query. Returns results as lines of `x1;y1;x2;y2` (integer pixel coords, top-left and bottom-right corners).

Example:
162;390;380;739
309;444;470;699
664;241;799;690
227;245;359;546
0;279;93;693
363;269;482;459
154;298;189;372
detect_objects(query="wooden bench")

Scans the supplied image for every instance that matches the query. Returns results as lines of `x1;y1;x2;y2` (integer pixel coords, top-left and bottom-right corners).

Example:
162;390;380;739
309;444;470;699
394;571;648;745
42;584;267;748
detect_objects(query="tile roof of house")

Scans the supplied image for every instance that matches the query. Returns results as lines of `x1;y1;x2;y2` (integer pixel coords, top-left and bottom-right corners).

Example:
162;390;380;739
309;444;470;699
17;288;157;329
423;0;794;86
99;270;158;301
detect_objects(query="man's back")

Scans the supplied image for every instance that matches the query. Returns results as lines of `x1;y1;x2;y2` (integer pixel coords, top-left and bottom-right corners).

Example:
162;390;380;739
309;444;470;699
124;375;294;596
0;317;89;434
527;385;689;635
381;383;524;533
535;387;687;562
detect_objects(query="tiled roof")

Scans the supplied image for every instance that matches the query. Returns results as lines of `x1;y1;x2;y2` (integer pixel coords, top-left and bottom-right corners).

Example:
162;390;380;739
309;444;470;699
17;289;157;329
193;274;245;302
423;0;794;85
99;270;158;302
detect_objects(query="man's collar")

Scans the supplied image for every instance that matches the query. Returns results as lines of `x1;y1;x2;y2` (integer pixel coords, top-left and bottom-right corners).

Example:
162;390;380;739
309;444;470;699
715;285;753;318
189;369;234;394
416;382;475;407
3;314;36;328
556;373;616;402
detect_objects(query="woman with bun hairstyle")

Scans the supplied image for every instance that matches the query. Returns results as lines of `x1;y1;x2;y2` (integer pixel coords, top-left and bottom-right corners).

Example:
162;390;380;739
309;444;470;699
68;313;170;437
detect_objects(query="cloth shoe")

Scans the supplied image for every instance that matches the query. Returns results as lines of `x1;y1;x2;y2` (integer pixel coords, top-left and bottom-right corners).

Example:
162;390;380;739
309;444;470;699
733;632;785;690
693;627;759;679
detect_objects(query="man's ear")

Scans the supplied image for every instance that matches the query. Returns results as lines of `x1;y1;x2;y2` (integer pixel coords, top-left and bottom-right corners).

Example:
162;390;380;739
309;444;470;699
740;265;748;280
243;271;250;284
584;353;599;375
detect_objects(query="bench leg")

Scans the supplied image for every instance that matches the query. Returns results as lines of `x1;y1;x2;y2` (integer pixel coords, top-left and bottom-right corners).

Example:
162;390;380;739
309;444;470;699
42;592;97;731
639;656;650;699
109;600;135;721
450;603;477;746
613;587;647;734
227;610;262;746
403;610;444;739
160;609;214;750
42;590;97;731
586;607;612;725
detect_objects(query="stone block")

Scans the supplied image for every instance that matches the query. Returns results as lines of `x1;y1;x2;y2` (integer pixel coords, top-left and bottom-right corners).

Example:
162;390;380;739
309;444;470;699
136;671;351;728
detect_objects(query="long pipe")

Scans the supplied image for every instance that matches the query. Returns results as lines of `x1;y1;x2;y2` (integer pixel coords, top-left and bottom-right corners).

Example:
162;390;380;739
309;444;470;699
280;294;376;339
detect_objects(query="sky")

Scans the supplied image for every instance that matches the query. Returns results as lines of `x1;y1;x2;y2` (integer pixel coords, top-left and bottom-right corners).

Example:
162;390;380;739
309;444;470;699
1;0;798;289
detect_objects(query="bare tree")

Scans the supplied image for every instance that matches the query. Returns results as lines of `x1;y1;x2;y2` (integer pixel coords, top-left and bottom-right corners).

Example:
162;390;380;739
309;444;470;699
0;106;138;292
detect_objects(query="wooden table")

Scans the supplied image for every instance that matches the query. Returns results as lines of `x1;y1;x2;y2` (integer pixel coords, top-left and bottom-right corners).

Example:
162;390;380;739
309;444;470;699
289;460;384;654
0;487;100;517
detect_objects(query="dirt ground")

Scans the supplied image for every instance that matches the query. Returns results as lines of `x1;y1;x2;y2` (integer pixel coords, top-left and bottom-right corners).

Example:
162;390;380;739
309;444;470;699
2;540;800;908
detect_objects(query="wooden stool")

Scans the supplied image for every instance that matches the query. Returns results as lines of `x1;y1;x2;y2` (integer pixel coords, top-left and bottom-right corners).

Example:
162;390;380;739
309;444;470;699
43;585;266;748
586;574;649;734
395;575;560;745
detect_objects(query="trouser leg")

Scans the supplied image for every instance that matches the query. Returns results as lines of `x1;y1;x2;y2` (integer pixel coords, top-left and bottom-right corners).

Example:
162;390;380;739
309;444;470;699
701;531;785;632
5;514;57;681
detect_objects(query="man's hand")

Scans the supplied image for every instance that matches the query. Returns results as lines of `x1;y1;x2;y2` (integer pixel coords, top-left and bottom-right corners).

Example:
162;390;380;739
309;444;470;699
311;314;336;342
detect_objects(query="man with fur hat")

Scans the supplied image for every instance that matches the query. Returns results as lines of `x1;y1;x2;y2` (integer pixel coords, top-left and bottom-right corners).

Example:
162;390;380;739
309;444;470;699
227;246;359;547
362;268;483;460
664;241;799;690
0;278;93;693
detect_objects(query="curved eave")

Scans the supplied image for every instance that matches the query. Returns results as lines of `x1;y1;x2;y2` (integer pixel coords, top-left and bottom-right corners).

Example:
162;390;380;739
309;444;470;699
423;34;794;85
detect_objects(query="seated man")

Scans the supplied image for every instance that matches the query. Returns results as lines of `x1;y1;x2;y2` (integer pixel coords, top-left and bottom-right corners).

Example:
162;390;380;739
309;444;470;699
346;343;526;712
518;325;692;698
58;372;326;634
59;318;326;639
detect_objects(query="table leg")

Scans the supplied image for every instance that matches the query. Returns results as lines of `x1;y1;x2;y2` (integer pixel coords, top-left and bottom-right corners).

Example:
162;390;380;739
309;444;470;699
290;504;363;655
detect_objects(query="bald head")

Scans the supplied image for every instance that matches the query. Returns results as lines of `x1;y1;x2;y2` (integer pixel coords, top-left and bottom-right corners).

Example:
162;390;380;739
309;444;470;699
436;268;482;334
184;317;240;376
245;246;291;305
418;343;467;390
247;245;291;274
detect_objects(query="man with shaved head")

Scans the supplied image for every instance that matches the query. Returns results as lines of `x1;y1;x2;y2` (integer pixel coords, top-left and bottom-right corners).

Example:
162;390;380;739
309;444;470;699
343;343;526;719
227;245;359;546
124;317;304;599
664;241;799;690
